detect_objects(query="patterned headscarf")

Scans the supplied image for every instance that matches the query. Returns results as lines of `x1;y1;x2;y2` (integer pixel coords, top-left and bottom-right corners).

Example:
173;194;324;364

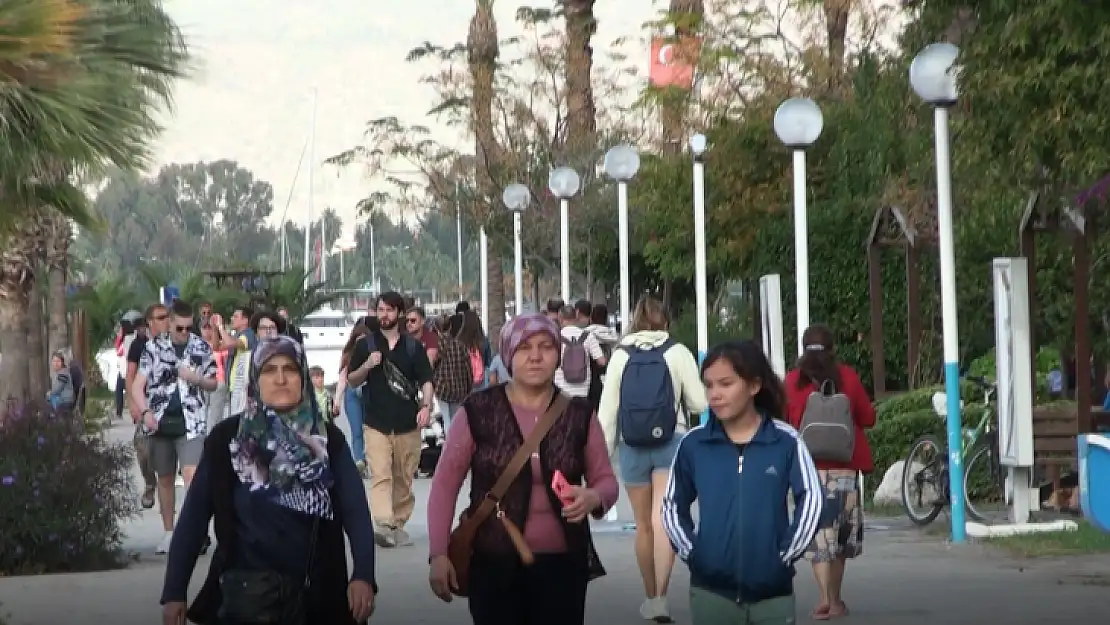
498;313;561;376
230;335;334;519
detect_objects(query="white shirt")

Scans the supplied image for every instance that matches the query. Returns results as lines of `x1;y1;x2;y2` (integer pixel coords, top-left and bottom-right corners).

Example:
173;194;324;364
554;325;605;398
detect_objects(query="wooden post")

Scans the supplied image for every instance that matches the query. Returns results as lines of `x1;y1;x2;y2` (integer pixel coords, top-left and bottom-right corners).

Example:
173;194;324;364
867;245;886;395
905;245;922;388
1074;222;1092;434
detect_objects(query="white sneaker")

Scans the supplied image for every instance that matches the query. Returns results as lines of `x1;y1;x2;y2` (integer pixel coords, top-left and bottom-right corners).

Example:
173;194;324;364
155;532;173;555
639;597;673;623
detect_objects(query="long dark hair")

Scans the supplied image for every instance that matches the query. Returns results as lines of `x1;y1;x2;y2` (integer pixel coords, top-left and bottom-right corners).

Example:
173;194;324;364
795;324;842;389
702;340;786;419
457;310;485;349
341;324;371;371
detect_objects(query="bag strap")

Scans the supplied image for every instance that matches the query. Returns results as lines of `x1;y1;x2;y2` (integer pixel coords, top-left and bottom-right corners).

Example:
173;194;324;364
819;379;837;396
302;515;322;589
465;392;570;526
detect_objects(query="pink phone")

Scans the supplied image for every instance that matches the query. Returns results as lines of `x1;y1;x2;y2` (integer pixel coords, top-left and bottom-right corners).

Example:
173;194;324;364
552;470;575;506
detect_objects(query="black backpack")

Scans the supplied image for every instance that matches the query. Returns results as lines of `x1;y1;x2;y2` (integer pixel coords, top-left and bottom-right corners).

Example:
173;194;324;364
617;339;678;447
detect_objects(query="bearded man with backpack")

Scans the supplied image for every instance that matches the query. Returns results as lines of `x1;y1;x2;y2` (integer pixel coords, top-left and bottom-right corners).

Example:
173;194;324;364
597;296;707;623
554;305;608;398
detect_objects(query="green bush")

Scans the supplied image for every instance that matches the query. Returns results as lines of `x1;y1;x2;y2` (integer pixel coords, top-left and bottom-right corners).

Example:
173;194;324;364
0;402;138;575
967;346;1062;404
668;309;750;358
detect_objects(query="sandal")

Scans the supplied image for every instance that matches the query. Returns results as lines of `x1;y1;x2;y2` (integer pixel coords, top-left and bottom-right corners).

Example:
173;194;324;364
828;602;850;618
810;604;831;620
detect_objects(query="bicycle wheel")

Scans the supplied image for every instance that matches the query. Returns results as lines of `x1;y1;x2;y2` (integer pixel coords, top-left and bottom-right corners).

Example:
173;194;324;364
901;434;946;526
964;444;1002;522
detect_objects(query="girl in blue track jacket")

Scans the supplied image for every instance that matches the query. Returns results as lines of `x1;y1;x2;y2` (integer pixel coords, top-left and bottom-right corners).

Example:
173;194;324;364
661;340;823;625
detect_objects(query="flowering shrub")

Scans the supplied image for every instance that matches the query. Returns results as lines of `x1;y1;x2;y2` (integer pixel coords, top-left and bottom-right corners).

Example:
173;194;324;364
0;402;138;574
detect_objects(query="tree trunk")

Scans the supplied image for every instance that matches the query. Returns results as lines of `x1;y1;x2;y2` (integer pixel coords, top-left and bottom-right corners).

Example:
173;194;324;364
45;212;71;356
469;0;506;340
823;0;850;87
0;231;35;408
563;0;597;165
27;273;47;401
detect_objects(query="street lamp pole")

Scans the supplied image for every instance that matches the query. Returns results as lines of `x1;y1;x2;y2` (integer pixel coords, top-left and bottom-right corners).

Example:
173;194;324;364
455;181;464;298
911;41;966;543
690;134;708;365
502;183;531;316
773;97;824;354
603;146;640;335
479;226;489;332
549;167;581;303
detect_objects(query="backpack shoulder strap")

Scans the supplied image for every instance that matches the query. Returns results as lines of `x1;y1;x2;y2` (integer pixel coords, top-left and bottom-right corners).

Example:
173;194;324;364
819;379;837;395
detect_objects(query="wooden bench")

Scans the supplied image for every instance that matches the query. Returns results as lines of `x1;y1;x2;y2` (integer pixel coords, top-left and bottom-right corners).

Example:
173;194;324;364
1032;404;1079;469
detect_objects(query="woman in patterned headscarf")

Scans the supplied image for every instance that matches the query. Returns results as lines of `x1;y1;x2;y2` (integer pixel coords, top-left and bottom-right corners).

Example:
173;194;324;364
426;313;620;625
161;335;378;625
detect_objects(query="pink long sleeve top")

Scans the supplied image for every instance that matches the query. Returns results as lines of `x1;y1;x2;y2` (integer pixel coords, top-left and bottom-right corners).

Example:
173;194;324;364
427;404;619;558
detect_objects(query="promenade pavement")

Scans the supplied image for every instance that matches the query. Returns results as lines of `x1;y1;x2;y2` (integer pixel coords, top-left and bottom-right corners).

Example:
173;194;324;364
1;419;1109;624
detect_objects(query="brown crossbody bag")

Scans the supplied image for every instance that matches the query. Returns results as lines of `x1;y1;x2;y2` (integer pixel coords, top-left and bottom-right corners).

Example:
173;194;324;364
446;393;570;597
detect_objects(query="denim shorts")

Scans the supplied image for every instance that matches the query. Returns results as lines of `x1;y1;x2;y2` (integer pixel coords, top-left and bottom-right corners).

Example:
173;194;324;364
618;434;684;486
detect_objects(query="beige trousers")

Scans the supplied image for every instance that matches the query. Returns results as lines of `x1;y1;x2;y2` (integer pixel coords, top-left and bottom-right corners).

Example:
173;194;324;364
364;427;422;528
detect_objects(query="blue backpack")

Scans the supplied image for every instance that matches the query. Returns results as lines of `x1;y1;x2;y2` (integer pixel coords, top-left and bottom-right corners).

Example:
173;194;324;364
617;339;678;448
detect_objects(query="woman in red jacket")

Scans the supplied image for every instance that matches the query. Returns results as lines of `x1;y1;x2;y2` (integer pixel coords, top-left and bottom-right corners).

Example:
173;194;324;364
784;325;875;620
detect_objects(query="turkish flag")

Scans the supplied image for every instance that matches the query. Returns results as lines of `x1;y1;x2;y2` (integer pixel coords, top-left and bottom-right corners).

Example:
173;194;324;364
649;35;700;89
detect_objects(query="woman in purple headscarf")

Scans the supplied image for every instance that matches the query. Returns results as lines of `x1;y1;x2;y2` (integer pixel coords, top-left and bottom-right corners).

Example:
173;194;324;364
426;314;619;625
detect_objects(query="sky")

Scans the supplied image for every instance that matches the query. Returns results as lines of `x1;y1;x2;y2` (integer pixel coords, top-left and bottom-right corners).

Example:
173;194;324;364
155;0;661;239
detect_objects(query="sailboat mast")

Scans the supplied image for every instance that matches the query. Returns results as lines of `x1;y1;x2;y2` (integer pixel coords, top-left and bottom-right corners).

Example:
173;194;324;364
304;88;317;291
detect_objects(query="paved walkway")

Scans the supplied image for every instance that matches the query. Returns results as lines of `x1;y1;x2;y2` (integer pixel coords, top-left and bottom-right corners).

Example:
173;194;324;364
2;421;1108;624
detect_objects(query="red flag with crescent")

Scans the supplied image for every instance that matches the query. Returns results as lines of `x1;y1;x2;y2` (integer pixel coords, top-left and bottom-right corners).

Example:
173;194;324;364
649;35;700;89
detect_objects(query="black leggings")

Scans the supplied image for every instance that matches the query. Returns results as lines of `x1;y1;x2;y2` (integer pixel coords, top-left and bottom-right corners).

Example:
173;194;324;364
115;374;125;417
468;552;589;625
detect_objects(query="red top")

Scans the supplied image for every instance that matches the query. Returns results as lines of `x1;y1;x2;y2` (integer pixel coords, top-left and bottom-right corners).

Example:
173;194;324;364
784;363;876;473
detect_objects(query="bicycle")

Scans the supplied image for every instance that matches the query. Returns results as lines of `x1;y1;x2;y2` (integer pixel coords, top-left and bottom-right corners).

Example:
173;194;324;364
900;375;1006;525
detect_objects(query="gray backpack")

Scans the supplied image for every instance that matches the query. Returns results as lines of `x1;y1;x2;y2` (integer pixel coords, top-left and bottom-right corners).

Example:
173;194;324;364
798;379;855;462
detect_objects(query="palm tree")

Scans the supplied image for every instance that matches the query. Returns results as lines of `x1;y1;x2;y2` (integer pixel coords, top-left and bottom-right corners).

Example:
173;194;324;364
468;0;507;338
255;271;342;322
0;0;190;404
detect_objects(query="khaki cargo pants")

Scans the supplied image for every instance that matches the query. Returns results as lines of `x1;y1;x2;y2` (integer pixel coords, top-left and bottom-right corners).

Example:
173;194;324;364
689;588;795;625
364;427;422;529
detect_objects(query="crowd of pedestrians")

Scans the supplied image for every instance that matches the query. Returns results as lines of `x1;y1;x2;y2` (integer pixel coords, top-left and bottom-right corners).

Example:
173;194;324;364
141;290;876;625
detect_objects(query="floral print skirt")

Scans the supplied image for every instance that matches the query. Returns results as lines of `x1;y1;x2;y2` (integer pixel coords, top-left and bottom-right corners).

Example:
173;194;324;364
805;469;864;563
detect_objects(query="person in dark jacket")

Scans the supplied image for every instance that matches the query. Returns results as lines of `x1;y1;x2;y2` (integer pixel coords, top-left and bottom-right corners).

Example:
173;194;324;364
662;339;822;625
160;335;377;625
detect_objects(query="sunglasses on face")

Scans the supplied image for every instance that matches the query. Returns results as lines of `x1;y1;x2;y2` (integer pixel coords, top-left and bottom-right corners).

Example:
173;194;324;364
175;325;192;333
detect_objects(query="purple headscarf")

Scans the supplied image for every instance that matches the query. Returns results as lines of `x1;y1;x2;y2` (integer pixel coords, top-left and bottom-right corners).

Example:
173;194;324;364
499;313;560;375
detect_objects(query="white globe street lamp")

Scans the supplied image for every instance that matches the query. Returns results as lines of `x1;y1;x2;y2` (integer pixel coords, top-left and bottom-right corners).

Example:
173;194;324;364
548;167;581;303
689;133;709;358
502;183;531;315
773;97;823;355
911;41;967;543
603;145;640;334
689;133;711;428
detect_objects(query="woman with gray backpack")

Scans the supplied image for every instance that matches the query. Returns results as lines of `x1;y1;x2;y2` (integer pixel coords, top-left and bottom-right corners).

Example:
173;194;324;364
598;296;706;623
784;324;876;621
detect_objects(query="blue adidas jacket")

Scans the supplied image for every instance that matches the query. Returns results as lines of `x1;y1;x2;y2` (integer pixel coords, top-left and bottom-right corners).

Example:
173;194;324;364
662;415;823;603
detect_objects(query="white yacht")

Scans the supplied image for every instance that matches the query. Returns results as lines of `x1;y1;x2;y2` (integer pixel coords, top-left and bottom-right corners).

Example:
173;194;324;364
299;306;354;350
300;306;356;386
